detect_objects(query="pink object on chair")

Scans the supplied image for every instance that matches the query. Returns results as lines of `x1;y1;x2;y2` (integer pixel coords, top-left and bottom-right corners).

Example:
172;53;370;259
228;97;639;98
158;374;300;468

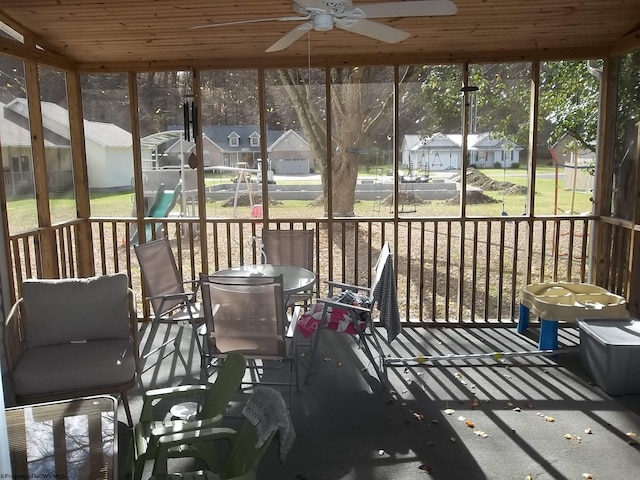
297;297;369;338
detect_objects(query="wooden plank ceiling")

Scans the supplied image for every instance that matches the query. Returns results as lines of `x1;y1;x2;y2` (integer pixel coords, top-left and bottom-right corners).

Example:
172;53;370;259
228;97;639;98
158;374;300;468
0;0;639;71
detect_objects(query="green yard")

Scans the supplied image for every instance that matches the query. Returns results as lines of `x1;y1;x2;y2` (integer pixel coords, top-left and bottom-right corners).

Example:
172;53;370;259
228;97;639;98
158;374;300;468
5;166;593;234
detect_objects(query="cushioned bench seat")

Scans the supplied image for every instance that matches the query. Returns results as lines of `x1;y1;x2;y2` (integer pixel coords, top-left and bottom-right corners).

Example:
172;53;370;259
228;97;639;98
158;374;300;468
12;338;136;396
3;273;139;426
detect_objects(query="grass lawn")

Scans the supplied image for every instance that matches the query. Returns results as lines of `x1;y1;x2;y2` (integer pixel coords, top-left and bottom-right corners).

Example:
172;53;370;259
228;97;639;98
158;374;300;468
5;166;593;234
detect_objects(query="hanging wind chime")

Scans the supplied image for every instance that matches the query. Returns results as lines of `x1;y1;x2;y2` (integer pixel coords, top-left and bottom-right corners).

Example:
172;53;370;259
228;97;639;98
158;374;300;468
183;92;199;168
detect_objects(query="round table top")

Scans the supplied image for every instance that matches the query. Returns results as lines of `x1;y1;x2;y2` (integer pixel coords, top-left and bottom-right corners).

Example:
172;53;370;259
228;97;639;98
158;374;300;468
211;264;316;294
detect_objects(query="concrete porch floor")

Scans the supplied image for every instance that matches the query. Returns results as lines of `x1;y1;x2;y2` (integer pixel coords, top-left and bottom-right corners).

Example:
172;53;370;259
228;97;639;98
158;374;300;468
123;321;640;480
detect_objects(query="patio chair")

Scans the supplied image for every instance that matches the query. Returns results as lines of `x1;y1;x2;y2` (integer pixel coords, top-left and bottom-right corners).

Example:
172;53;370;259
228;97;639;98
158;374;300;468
303;242;401;387
134;237;204;371
149;387;295;480
3;273;139;427
199;274;300;407
130;352;247;480
261;229;316;306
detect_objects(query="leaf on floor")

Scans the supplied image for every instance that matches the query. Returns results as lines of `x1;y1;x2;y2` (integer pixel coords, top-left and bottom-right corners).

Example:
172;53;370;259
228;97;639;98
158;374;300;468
413;412;425;421
474;429;489;438
470;398;481;409
544;416;555;422
418;464;433;474
582;474;594;479
584;428;593;434
444;408;455;415
564;433;581;443
465;420;475;428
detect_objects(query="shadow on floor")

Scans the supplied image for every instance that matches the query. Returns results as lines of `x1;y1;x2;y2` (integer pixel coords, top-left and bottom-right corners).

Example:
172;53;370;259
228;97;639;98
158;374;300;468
5;322;640;480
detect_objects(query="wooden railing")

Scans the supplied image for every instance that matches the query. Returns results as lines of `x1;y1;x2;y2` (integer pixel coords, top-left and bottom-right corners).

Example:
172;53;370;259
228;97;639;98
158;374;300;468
7;215;595;324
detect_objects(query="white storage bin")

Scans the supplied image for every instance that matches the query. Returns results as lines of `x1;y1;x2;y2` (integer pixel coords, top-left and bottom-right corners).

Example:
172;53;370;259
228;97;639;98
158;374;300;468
577;318;640;395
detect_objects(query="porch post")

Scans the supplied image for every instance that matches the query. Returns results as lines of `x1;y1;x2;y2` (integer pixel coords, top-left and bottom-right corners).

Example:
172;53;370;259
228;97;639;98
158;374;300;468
592;57;619;288
193;70;208;273
129;72;146;244
25;60;58;278
66;71;95;277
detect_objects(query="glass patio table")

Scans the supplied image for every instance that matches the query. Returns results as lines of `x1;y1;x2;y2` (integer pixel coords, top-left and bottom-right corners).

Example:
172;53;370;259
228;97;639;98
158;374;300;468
5;395;117;479
211;263;316;304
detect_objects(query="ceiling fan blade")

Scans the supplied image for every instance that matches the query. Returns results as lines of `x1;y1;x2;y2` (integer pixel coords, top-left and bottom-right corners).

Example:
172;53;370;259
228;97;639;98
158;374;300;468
355;0;457;18
336;18;409;44
266;23;313;52
190;15;308;30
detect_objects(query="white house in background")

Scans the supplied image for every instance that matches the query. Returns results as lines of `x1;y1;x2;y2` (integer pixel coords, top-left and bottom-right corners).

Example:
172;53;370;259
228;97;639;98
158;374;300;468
401;132;522;171
1;98;143;196
268;130;314;174
164;125;314;174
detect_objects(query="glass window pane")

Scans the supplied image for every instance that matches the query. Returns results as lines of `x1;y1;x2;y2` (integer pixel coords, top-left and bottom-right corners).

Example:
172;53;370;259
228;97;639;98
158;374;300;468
612;52;640;220
329;66;394;217
136;71;192;222
399;64;462;217
81;73;133;217
539;60;600;216
39;65;76;225
466;63;531;217
199;69;259;219
1;57;37;234
264;67;325;220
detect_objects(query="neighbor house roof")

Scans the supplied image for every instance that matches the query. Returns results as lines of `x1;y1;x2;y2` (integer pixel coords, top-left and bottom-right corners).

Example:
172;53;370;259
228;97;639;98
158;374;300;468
406;132;522;151
3;98;132;148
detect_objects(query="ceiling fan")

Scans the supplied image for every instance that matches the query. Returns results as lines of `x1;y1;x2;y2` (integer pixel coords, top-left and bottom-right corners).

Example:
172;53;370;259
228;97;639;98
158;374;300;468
191;0;458;52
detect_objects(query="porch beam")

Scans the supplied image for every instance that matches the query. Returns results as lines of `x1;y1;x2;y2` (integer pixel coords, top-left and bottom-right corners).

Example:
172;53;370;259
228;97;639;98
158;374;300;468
458;62;470;321
325;67;334;281
592;57;619;288
129;72;146;244
524;61;541;285
193;70;208;273
66;71;94;277
25;60;57;278
625;123;640;314
0;127;15;306
71;47;614;75
0;37;73;72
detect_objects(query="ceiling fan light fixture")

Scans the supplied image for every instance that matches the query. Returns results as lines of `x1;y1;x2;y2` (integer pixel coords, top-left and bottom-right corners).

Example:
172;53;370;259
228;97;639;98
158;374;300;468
194;1;459;52
313;13;334;31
